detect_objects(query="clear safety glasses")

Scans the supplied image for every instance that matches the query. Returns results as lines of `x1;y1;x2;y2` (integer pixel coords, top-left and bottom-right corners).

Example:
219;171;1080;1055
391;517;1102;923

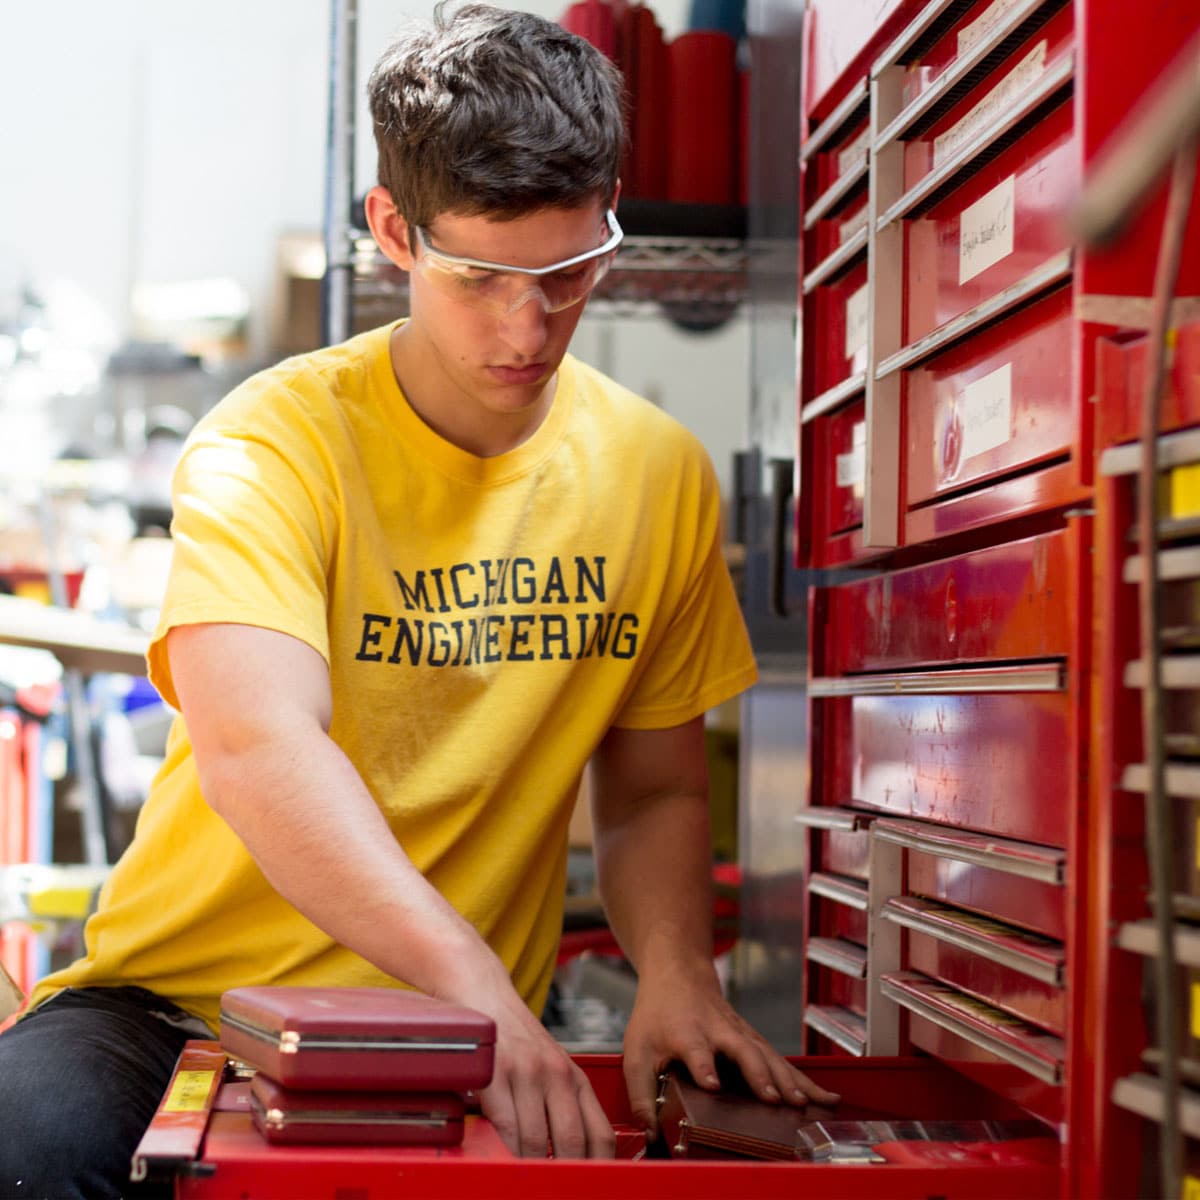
411;210;624;316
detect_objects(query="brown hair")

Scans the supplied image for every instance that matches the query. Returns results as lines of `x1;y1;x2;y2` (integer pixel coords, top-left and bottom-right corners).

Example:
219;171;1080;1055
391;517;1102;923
367;3;625;228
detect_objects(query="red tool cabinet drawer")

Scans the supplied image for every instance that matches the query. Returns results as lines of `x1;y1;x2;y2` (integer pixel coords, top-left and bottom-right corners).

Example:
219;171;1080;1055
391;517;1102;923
808;115;870;200
817;827;871;878
819;528;1072;674
810;193;869;270
809;965;868;1017
814;889;869;945
904;96;1074;344
808;258;869;399
901;5;1075;189
889;896;1067;1035
821;690;1071;845
808;394;866;541
905;287;1073;506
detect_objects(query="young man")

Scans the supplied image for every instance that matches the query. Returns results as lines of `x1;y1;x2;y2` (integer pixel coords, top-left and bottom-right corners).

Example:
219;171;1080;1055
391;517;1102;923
0;5;835;1194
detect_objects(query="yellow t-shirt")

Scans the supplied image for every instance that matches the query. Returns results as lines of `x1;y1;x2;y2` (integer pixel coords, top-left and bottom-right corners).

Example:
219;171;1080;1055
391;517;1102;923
33;322;758;1031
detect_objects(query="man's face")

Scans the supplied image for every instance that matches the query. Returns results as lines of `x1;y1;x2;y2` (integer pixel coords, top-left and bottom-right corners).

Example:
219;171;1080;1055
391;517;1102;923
404;200;612;419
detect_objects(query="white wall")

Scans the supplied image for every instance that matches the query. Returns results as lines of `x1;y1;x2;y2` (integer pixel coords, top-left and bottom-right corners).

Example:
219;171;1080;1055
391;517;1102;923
2;0;744;492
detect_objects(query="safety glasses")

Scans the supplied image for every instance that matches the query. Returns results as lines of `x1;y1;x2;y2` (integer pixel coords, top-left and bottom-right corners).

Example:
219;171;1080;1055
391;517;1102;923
411;209;624;316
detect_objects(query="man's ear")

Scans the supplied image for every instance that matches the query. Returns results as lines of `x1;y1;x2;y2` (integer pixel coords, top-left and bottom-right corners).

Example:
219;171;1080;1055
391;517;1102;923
364;185;415;271
612;178;622;212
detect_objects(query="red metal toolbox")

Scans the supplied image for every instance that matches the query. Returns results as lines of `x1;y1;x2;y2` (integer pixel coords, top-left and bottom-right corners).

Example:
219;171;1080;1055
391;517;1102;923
218;986;496;1091
904;287;1074;508
904;96;1074;345
248;1075;466;1147
807;258;870;401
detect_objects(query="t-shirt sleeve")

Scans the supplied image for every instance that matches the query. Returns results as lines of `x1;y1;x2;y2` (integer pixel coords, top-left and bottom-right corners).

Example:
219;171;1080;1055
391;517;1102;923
611;453;758;730
147;423;332;710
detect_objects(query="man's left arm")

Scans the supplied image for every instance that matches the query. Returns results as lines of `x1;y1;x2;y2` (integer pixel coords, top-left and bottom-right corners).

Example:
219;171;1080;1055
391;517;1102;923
590;717;841;1135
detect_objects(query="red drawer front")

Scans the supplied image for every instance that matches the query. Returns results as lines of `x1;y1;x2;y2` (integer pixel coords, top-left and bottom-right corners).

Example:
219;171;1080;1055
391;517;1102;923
811;193;869;265
902;5;1075;187
810;117;870;197
908;854;1066;941
810;394;866;540
905;928;1066;1036
808;257;869;397
1095;322;1200;449
905;287;1073;505
820;528;1072;673
904;98;1074;344
817;828;870;879
814;893;868;944
811;968;867;1015
825;692;1071;845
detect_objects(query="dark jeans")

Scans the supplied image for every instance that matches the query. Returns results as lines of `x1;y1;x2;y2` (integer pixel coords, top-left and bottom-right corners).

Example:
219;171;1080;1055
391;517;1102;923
0;986;202;1200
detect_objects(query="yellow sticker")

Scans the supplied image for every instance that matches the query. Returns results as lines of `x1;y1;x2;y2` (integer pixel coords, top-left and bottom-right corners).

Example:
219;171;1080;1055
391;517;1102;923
1192;985;1200;1043
164;1070;216;1113
1170;463;1200;520
1182;1175;1200;1200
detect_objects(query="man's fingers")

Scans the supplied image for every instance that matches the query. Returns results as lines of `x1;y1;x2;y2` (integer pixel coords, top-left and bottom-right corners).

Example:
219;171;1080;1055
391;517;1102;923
576;1073;616;1159
621;1045;662;1136
510;1066;552;1158
787;1063;841;1106
479;1081;520;1156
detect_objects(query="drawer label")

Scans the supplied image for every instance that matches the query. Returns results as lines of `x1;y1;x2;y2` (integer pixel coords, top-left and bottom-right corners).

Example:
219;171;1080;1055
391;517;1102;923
164;1069;217;1113
836;421;867;489
958;362;1013;462
957;0;1023;56
845;283;869;361
836;125;871;176
1185;1177;1200;1200
935;41;1047;169
959;175;1016;284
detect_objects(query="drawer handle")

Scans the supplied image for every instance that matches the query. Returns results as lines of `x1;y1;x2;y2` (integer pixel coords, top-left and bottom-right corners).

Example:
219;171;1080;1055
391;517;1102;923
1124;656;1200;690
1117;920;1200;968
1124;546;1200;584
874;0;1065;150
803;1005;867;1055
806;936;869;979
872;817;1065;885
875;52;1075;230
808;871;869;911
880;971;1063;1085
874;250;1073;379
801;77;869;163
808;662;1064;696
882;897;1064;985
803;227;868;294
1100;426;1200;478
802;372;867;424
795;806;874;832
1113;1074;1200;1139
804;159;870;230
1121;762;1200;799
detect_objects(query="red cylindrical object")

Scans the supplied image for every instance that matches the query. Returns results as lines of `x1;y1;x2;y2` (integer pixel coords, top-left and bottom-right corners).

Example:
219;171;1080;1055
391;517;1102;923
619;4;668;199
559;0;618;61
666;31;737;205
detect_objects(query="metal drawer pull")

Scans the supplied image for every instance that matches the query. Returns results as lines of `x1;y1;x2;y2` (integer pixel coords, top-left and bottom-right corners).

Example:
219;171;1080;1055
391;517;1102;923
806;936;869;979
795;807;874;832
1121;762;1200;799
808;662;1064;696
801;78;870;162
872;818;1065;885
874;0;1062;150
805;159;870;230
1117;921;1200;969
880;972;1064;1085
802;372;867;424
803;1005;867;1055
876;52;1074;231
808;871;869;911
1112;1074;1200;1139
1124;657;1200;689
1100;426;1200;478
803;227;868;293
881;897;1064;985
1124;546;1200;584
874;250;1073;379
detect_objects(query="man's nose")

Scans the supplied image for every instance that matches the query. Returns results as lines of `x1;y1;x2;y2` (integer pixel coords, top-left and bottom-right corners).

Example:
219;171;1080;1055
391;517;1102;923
497;290;551;358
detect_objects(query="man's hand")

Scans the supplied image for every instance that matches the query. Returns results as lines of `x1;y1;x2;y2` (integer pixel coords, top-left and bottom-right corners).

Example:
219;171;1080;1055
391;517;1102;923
466;965;615;1159
621;956;841;1137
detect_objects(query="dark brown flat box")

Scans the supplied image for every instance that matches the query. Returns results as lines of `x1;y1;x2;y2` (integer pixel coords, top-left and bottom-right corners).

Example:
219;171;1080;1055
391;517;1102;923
249;1074;466;1146
219;986;495;1091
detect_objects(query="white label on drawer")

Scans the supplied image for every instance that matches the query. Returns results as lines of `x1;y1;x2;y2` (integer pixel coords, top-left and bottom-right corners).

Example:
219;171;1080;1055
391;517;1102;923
958;361;1013;461
934;40;1047;169
959;175;1015;284
839;206;869;245
845;283;869;360
836;125;871;176
957;0;1023;57
836;421;867;488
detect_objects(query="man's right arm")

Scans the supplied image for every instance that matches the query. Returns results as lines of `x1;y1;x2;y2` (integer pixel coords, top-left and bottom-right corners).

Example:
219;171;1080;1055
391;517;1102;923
167;621;613;1159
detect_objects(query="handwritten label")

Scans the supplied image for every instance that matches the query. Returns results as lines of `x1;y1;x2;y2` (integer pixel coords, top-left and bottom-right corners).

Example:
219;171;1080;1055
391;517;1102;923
934;41;1047;168
957;0;1023;56
959;362;1013;461
836;422;867;489
839;206;869;245
959;175;1015;284
836;125;871;177
845;283;869;362
164;1070;217;1113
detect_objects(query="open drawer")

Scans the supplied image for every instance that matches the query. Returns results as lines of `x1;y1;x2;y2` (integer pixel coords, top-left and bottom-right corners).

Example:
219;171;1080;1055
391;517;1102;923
144;1044;1061;1198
